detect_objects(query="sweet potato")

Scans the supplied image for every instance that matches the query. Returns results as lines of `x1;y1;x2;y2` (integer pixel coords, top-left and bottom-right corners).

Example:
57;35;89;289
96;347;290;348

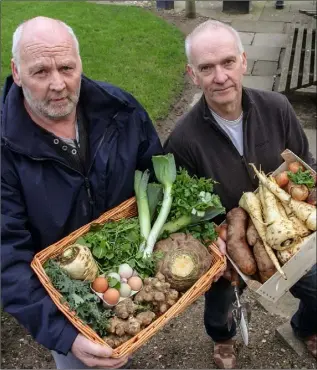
253;239;277;283
226;207;257;275
246;218;259;247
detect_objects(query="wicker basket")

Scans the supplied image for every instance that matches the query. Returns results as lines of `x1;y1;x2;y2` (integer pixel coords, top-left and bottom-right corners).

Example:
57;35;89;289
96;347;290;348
31;197;226;358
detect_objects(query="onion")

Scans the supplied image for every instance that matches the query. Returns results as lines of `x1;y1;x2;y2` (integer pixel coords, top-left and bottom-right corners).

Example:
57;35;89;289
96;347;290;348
288;161;305;174
286;181;309;201
275;171;289;188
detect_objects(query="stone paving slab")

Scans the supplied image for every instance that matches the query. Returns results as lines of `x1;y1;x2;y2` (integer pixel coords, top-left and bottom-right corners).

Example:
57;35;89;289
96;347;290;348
231;20;285;33
243;45;281;61
239;32;255;45
259;8;296;22
253;33;288;47
289;1;317;11
243;75;275;90
276;322;305;356
252;60;278;76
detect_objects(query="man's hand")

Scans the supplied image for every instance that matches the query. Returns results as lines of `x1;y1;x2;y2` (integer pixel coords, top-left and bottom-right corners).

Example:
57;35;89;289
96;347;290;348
71;334;129;368
213;226;233;282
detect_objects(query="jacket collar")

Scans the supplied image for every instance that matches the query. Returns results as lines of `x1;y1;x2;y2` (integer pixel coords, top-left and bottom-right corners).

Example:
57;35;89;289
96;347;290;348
201;87;255;122
1;74;132;158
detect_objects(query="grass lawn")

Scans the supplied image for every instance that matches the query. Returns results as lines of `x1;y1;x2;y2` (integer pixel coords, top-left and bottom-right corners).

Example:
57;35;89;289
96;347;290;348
1;1;186;121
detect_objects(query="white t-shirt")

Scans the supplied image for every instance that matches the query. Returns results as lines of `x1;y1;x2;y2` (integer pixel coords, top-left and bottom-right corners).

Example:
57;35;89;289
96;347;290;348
210;108;244;156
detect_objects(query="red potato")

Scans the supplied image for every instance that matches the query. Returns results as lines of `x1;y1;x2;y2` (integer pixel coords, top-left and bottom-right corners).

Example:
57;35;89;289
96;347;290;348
226;207;257;276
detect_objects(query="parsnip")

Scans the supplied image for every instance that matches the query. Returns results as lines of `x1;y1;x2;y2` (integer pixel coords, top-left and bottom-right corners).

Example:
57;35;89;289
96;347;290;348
250;164;316;231
279;202;310;237
261;180;299;251
239;192;286;279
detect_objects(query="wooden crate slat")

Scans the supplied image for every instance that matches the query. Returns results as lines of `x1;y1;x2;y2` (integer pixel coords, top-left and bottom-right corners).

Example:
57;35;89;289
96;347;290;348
290;27;304;90
278;27;295;92
302;28;312;86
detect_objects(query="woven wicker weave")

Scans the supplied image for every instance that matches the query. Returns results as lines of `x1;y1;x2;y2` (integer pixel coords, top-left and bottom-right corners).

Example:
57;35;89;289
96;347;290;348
31;197;226;358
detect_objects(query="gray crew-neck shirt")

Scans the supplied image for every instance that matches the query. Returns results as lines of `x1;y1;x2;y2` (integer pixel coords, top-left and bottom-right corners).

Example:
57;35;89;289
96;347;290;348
210;108;244;156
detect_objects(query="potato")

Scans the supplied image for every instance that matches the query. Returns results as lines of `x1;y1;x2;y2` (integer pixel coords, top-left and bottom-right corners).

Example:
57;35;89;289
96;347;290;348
246;218;259;247
226;207;257;276
253;239;277;283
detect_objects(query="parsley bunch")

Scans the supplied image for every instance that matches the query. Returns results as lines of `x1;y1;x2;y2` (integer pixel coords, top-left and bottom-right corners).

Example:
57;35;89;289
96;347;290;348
287;169;315;188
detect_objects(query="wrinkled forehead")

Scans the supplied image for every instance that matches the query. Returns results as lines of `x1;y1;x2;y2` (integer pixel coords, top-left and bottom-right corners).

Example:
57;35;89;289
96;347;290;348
19;29;78;66
190;28;240;65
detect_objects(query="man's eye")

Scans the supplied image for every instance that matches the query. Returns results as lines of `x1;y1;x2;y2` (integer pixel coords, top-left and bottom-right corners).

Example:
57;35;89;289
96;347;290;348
224;60;234;66
35;70;45;75
201;65;211;72
61;66;72;71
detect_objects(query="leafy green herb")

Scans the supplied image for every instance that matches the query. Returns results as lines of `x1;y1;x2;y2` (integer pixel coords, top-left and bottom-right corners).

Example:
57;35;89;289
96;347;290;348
287;169;315;188
77;217;158;278
167;168;221;221
44;259;112;337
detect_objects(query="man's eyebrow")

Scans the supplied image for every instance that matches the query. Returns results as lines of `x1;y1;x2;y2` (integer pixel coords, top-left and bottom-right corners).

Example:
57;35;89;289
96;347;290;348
56;59;76;66
29;64;46;72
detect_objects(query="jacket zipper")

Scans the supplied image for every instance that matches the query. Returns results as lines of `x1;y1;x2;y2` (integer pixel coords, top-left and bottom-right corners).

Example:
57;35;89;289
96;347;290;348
74;139;94;207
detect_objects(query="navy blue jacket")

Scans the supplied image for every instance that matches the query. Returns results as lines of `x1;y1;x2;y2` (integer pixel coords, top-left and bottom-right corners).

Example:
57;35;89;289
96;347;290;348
1;75;163;354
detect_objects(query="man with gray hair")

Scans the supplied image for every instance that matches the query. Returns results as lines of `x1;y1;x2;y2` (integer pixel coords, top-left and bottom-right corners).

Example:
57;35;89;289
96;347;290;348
1;16;163;369
164;20;316;368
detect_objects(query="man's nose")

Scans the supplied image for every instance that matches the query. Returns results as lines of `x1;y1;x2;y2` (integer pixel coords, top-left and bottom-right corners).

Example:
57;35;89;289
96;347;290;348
50;71;66;91
214;66;228;84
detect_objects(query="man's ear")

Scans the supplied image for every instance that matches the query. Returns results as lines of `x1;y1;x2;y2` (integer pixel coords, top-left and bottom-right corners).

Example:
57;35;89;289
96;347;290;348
241;52;247;75
11;59;22;86
186;64;199;86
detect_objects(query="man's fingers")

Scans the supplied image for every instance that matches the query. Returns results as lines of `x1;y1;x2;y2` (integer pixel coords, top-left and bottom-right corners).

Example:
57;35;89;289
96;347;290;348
87;342;113;358
215;236;226;255
88;355;129;369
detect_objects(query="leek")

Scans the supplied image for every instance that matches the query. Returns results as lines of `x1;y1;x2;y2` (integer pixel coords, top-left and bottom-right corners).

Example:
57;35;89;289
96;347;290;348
143;154;177;258
147;183;163;221
134;170;151;251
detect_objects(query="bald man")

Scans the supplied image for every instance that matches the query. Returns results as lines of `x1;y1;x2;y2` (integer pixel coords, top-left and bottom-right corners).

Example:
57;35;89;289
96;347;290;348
1;16;162;369
164;20;316;368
